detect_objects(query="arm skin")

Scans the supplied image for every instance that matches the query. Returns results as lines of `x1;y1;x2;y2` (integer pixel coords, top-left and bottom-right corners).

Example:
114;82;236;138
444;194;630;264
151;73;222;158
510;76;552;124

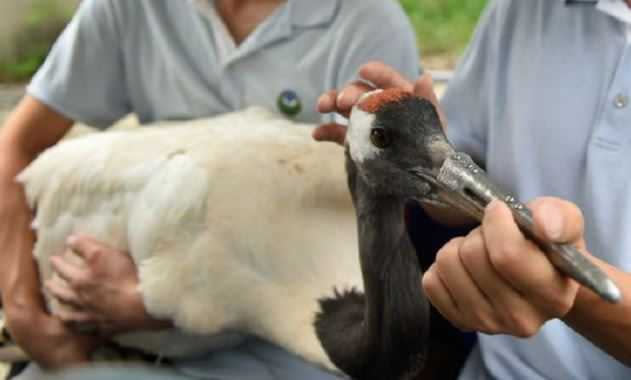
0;95;99;368
316;61;631;366
564;258;631;365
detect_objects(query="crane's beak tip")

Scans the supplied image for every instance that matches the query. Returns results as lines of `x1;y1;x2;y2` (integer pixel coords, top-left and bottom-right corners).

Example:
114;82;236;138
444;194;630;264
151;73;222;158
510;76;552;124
603;280;622;304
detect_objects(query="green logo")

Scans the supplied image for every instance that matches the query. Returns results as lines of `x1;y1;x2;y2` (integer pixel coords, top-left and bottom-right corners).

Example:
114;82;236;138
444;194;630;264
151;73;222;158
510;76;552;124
277;90;302;117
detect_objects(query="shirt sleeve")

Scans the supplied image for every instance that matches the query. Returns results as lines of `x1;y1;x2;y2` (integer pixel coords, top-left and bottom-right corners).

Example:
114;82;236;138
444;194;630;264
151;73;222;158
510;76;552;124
327;0;421;124
27;0;130;129
441;1;500;165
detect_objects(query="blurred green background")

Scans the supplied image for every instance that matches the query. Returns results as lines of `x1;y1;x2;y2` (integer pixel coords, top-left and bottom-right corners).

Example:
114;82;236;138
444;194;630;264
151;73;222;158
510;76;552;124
400;0;487;68
0;0;487;83
0;0;79;82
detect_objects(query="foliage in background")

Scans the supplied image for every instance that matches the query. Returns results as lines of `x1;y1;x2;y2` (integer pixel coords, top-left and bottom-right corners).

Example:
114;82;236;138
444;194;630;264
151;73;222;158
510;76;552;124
0;0;488;82
0;0;73;82
399;0;487;56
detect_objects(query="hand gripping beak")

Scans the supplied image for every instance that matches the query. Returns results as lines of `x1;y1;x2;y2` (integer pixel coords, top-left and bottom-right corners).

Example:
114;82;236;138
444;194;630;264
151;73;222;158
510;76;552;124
416;152;621;304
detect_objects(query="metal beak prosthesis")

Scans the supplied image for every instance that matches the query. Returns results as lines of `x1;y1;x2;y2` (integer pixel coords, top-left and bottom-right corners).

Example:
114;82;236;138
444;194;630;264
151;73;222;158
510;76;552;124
416;152;621;304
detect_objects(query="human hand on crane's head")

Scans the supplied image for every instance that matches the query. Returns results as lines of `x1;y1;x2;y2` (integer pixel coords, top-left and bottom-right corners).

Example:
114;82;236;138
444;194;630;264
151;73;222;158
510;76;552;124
314;61;445;146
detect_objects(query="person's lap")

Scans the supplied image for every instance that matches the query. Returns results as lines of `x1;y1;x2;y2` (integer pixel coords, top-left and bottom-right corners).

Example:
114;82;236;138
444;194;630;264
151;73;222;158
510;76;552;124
16;363;190;380
16;337;345;380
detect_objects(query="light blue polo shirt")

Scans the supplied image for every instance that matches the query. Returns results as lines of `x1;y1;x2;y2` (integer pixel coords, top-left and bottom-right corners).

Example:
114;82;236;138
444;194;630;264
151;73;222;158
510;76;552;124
443;0;631;379
27;0;420;127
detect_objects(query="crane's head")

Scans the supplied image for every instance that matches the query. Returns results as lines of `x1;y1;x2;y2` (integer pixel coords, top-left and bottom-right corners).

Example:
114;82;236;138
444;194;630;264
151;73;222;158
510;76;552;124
346;89;452;197
345;88;491;218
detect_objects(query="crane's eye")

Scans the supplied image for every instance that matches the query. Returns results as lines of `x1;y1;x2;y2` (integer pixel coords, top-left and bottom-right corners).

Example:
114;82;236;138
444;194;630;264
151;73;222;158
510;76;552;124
370;128;391;149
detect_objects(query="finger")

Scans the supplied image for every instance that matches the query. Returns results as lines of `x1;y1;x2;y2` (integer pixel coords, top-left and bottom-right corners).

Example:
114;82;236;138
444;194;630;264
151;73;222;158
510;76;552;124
318;82;376;119
62;249;87;267
413;74;447;127
528;197;585;246
359;61;414;92
422;264;470;331
45;278;82;308
458;228;538;329
482;200;570;299
434;237;498;332
336;80;377;115
312;123;347;145
55;307;98;325
50;255;88;288
319;62;415;118
413;73;439;105
317;90;338;114
66;235;108;262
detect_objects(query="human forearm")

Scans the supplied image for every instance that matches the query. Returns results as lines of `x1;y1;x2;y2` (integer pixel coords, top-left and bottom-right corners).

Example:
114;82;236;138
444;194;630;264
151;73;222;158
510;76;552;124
0;174;40;310
0;97;97;368
0;96;72;306
0;132;45;311
563;256;631;365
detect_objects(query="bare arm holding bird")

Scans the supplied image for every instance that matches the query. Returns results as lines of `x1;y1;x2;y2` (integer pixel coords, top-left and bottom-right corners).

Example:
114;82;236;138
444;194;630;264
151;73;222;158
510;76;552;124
0;96;97;369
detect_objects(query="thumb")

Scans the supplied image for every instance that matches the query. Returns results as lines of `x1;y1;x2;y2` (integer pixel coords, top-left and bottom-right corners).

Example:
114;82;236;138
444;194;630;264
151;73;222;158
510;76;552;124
313;123;347;146
413;73;447;128
529;197;585;247
413;73;439;106
66;235;108;262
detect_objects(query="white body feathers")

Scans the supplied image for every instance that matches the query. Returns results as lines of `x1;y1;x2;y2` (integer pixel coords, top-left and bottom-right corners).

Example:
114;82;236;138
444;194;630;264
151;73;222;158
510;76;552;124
18;107;361;372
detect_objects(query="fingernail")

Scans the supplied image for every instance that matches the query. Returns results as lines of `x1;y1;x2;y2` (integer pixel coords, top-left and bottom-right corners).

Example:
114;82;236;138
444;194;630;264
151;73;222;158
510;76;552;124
485;199;502;213
337;90;346;104
422;265;436;282
66;235;77;246
540;203;563;240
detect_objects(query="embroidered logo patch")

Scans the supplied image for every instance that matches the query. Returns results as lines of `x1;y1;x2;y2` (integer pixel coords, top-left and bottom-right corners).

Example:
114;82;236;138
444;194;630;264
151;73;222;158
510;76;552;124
277;90;302;117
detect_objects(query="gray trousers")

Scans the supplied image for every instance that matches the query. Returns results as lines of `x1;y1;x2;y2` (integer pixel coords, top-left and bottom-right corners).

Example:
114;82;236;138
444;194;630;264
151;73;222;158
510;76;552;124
16;338;345;380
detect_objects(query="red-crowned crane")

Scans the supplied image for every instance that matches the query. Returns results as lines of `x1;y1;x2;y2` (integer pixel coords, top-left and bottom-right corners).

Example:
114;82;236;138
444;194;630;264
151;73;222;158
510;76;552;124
15;88;612;380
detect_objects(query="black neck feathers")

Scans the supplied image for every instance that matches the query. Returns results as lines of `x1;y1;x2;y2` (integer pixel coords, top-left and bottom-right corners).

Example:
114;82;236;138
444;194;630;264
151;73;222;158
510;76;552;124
314;156;430;380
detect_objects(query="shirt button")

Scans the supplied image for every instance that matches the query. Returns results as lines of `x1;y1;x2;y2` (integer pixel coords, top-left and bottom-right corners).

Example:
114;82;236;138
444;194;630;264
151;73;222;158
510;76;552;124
614;94;629;109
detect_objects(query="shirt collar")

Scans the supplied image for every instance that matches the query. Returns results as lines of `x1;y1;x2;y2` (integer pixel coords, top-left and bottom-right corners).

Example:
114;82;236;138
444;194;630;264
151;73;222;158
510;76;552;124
287;0;339;28
191;0;339;28
189;0;340;65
